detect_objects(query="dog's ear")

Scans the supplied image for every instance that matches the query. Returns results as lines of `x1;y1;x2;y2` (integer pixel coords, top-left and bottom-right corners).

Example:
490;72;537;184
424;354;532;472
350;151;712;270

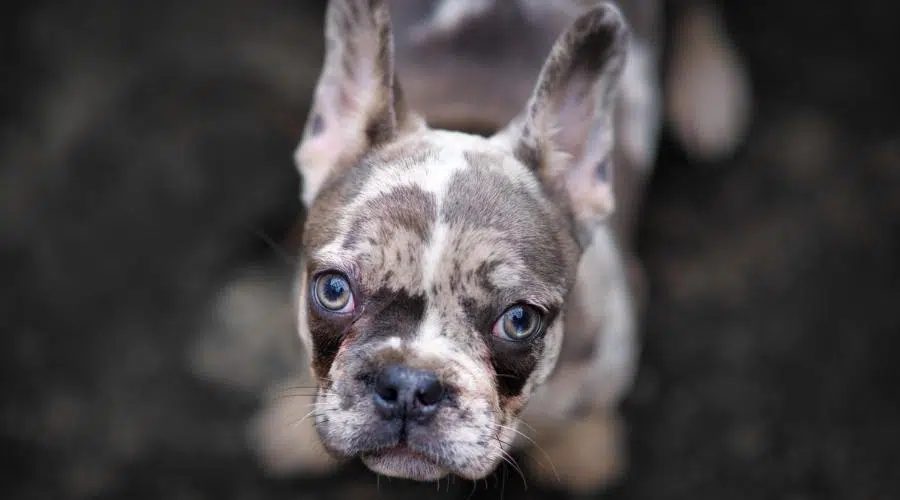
295;0;422;206
493;4;629;241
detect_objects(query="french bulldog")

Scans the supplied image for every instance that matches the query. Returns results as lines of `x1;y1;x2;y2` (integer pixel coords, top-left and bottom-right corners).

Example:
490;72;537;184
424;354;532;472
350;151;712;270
234;0;751;493
286;0;637;488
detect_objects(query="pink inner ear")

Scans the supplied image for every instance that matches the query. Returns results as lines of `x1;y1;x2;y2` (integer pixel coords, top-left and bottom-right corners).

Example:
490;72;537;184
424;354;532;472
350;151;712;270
551;74;596;163
537;72;617;222
338;86;355;117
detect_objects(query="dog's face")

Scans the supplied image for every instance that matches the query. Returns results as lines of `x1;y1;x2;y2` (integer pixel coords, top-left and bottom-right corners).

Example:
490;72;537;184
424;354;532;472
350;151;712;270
293;0;628;481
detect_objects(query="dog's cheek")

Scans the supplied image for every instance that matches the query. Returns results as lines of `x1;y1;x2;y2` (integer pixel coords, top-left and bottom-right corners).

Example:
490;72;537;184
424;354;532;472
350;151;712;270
307;306;369;382
315;362;375;456
491;339;542;403
495;319;565;416
307;312;344;381
327;341;370;404
313;390;350;456
432;399;502;478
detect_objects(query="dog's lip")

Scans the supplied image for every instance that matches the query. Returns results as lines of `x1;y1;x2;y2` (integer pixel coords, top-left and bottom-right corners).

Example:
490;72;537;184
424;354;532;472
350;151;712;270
366;444;432;462
361;445;448;480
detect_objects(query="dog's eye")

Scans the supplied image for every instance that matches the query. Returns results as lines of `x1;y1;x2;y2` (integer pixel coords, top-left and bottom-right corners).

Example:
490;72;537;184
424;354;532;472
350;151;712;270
493;305;542;341
314;273;355;313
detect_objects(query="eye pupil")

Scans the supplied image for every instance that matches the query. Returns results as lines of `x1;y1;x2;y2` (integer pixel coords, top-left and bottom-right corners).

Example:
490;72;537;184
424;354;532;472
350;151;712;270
315;273;352;311
501;305;539;340
509;308;528;330
324;277;345;300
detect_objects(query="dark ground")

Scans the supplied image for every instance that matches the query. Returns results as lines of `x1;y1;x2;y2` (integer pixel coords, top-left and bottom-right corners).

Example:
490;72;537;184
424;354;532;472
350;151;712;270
2;1;899;499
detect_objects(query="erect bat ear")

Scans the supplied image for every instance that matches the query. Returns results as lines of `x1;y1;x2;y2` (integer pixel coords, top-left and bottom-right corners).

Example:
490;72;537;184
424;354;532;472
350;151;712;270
493;3;630;242
294;0;423;207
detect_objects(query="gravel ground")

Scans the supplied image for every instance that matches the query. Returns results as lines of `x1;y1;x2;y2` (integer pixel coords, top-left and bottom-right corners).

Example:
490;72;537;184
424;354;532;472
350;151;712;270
2;1;898;499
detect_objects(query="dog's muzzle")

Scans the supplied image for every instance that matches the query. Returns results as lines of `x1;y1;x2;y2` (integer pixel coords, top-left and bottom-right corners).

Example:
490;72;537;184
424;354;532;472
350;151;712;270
358;364;452;480
372;364;446;422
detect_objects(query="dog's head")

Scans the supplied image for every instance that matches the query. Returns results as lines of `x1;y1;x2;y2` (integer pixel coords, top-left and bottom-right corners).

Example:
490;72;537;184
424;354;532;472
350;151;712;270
293;0;628;481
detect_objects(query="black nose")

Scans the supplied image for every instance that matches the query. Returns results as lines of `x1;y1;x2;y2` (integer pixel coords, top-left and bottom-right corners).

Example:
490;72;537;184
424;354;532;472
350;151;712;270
373;364;445;422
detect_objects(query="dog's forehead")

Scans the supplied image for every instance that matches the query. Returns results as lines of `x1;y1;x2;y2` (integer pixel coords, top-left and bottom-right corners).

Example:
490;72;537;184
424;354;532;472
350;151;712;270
308;130;572;301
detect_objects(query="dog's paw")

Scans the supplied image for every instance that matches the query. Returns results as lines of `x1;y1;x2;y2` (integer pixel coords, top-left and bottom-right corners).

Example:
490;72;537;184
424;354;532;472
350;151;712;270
246;381;340;477
187;266;299;392
523;410;625;494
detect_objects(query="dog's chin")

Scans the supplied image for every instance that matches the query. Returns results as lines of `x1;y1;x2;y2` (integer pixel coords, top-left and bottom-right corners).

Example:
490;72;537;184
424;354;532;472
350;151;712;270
361;446;449;481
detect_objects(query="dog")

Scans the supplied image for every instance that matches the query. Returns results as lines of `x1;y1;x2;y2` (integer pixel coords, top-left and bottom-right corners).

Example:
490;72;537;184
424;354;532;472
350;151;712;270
243;0;751;492
285;0;638;488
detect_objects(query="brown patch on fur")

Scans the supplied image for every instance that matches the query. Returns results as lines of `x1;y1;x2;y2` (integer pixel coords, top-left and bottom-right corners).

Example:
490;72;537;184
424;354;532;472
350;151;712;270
302;161;373;250
342;186;435;250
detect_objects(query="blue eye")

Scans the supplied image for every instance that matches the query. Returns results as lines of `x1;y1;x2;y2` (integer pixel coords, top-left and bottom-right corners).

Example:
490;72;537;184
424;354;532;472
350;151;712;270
314;273;354;313
493;305;542;340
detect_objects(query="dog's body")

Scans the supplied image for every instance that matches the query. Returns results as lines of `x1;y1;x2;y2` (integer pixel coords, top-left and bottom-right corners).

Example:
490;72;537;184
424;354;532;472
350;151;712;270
247;0;750;492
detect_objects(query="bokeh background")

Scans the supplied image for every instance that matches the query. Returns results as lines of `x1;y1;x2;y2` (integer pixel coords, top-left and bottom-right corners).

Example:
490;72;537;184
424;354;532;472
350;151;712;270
3;1;899;499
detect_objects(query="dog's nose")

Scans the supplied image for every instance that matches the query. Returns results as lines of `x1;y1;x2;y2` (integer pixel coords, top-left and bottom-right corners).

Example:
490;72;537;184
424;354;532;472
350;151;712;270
373;364;445;422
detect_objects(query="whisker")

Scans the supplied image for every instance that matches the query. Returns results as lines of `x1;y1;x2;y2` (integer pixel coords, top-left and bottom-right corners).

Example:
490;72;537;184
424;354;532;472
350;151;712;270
494;438;528;487
489;440;527;491
288;408;320;429
495;423;559;482
273;393;326;400
275;384;336;392
466;479;478;500
517;419;537;434
272;388;339;399
482;408;538;435
500;459;508;500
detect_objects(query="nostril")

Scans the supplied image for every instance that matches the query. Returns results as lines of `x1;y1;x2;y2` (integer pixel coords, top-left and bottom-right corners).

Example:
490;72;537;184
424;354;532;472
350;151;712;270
374;375;399;404
379;386;398;402
415;378;444;407
372;364;446;421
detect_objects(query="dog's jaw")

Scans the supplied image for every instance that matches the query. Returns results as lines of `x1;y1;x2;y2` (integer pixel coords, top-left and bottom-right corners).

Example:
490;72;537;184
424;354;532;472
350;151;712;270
362;448;447;481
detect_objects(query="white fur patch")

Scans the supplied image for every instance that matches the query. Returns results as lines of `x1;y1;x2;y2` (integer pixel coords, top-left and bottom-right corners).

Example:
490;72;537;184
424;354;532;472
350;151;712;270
408;308;481;394
384;335;402;350
422;222;449;290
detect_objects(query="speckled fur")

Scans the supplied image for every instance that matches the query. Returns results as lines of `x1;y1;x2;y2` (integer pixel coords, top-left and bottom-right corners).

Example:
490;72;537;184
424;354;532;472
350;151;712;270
291;0;633;485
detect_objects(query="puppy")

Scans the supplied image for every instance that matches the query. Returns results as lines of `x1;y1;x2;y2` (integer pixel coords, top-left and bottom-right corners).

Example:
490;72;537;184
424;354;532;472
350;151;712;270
281;0;640;489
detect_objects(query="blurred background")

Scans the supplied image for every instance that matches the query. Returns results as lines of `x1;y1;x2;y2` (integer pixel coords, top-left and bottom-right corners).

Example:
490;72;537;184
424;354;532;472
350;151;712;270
2;0;899;499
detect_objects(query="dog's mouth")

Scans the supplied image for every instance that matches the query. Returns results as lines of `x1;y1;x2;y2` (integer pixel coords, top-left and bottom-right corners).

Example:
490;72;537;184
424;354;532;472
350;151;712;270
361;445;448;481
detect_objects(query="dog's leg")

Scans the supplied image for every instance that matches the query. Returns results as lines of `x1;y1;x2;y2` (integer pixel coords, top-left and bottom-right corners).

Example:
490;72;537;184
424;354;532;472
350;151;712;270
247;377;341;476
524;408;626;493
